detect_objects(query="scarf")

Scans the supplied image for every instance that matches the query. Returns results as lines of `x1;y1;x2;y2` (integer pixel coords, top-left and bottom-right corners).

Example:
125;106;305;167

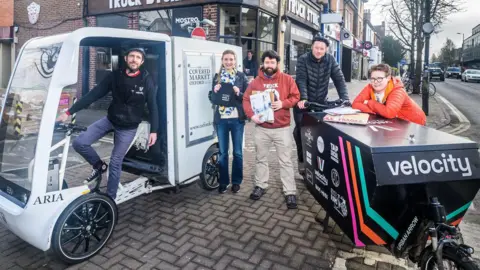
219;68;237;85
217;67;238;119
370;79;394;103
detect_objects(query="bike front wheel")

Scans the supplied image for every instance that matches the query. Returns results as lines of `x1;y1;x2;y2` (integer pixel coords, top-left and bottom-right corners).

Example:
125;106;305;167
420;245;479;270
429;83;437;96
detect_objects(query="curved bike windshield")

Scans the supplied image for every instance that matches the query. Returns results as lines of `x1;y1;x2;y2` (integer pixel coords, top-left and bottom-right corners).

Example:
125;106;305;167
0;42;62;207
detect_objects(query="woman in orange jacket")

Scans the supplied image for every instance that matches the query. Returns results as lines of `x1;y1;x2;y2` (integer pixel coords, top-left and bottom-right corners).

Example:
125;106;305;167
352;64;427;125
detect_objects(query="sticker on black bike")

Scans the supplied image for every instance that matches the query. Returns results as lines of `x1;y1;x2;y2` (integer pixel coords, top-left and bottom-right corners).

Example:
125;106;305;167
317;157;325;172
305;168;313;185
317;136;325;153
305;128;313;148
330;143;339;163
315;170;328;186
331;168;340;187
306;151;312;165
315;184;328;199
331;189;348;217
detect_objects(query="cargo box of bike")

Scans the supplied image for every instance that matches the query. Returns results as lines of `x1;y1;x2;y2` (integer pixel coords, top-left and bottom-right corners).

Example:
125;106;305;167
0;27;240;264
300;101;480;269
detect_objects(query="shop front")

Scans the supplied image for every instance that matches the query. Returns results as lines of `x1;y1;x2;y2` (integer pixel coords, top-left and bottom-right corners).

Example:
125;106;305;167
283;0;321;76
341;30;353;82
324;24;341;63
216;0;279;68
352;37;364;80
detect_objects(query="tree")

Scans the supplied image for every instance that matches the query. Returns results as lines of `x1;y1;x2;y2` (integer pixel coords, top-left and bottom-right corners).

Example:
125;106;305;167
438;38;456;66
379;0;464;93
431;53;438;63
382;36;406;67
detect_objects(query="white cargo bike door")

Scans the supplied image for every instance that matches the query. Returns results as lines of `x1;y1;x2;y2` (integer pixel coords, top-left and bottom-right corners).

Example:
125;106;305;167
171;37;243;183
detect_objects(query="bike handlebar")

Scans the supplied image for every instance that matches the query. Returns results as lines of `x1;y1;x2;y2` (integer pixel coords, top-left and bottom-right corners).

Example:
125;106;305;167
55;122;87;133
304;99;351;111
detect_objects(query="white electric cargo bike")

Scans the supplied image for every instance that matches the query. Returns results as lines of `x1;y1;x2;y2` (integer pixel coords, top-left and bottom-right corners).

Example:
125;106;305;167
0;27;243;264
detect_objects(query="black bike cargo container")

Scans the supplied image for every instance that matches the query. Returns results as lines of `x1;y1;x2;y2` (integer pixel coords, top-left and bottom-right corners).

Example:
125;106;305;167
301;112;480;255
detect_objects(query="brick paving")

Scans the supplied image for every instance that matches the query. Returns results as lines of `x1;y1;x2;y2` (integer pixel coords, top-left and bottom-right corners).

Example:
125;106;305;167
0;81;448;270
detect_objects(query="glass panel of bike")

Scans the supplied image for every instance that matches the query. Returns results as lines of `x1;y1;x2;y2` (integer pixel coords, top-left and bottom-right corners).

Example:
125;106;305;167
0;42;63;207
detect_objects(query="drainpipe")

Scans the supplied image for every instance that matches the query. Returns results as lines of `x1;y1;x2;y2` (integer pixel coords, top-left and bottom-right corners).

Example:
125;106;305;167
82;16;90;96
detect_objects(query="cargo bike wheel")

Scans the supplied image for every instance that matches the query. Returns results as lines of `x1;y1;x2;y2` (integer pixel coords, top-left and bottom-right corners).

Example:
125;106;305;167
51;193;118;264
420;245;480;270
199;145;220;190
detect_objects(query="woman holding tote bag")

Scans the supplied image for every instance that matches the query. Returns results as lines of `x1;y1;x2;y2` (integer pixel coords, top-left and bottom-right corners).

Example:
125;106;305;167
208;50;249;194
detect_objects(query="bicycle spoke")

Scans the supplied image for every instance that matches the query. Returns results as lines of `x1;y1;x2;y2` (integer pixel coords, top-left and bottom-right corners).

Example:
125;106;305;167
62;232;82;246
71;237;85;254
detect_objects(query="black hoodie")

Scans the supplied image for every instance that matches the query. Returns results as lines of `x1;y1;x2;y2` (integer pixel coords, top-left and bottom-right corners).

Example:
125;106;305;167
68;69;159;132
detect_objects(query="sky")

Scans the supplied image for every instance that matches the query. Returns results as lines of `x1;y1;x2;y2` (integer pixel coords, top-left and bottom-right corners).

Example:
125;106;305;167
364;0;479;57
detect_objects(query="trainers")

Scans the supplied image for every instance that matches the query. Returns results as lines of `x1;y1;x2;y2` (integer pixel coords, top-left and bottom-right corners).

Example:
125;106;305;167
232;184;240;193
285;195;298;209
84;161;108;184
218;184;228;194
250;186;266;200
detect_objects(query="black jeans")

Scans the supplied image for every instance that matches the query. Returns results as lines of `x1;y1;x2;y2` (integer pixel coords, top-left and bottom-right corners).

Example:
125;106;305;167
292;107;306;163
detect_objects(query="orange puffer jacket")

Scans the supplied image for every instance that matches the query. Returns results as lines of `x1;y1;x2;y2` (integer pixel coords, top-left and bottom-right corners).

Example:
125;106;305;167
352;77;427;125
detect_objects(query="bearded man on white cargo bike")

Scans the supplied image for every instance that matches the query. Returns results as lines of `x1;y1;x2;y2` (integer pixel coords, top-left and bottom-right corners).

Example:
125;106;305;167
56;48;159;201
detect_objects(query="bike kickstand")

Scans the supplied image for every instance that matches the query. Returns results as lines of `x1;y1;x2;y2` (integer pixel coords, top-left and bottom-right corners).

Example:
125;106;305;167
315;211;330;233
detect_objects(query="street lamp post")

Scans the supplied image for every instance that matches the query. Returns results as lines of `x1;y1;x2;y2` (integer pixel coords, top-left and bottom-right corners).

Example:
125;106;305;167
457;32;464;66
422;0;434;116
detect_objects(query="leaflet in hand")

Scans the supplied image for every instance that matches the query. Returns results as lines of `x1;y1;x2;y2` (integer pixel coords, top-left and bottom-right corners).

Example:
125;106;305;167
250;91;274;123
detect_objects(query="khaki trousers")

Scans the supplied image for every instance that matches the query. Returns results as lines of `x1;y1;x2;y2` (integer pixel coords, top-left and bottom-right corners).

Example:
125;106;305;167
254;125;296;195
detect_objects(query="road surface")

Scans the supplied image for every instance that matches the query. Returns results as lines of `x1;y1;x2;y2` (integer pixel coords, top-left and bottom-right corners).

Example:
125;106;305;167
436;78;480;223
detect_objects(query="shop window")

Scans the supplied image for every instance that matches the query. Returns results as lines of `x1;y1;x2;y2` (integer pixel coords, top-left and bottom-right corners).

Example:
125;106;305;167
139;10;173;35
258;41;275;64
219;6;240;37
258;12;276;43
241;38;256;60
241;8;257;37
96;14;129;29
219;38;238;46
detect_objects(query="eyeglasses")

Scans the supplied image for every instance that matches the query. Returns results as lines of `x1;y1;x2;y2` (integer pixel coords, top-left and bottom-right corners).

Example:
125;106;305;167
370;77;386;83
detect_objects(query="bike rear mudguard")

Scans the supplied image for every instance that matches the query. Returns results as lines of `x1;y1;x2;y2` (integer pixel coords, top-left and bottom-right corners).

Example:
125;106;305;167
300;112;480;250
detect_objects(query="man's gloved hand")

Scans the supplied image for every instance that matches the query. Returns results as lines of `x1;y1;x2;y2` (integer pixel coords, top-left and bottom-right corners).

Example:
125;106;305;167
341;99;352;107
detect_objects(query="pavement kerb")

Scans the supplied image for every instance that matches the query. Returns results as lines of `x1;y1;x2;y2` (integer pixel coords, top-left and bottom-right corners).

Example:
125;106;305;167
431;94;452;130
435;93;472;135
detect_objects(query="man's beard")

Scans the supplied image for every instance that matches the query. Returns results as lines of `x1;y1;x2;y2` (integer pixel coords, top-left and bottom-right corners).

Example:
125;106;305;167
127;63;140;73
263;67;278;76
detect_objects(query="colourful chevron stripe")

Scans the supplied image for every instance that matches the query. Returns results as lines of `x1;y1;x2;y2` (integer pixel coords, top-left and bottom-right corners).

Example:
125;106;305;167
338;137;364;246
346;141;386;245
446;201;471;221
355;146;399;240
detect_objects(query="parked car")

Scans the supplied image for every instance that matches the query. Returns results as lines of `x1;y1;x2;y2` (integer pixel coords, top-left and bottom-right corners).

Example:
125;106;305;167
461;69;480;82
445;66;461;79
429;67;445;81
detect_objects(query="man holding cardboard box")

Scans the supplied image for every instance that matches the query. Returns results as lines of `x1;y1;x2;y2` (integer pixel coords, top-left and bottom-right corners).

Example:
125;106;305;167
242;50;300;209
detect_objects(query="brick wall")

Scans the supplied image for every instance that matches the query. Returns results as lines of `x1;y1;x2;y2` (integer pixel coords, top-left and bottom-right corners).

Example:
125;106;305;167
128;12;139;30
14;0;84;55
203;4;218;41
0;0;13;26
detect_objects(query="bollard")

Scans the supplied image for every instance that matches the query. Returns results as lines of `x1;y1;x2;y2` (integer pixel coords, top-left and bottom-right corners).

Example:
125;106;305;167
71;97;77;124
14;100;23;136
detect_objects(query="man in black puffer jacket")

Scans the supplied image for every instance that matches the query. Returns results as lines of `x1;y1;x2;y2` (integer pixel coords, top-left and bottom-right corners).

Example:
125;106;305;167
294;36;349;175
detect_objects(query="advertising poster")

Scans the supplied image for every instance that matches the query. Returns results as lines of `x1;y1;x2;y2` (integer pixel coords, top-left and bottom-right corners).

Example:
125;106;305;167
171;6;203;38
185;54;214;145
